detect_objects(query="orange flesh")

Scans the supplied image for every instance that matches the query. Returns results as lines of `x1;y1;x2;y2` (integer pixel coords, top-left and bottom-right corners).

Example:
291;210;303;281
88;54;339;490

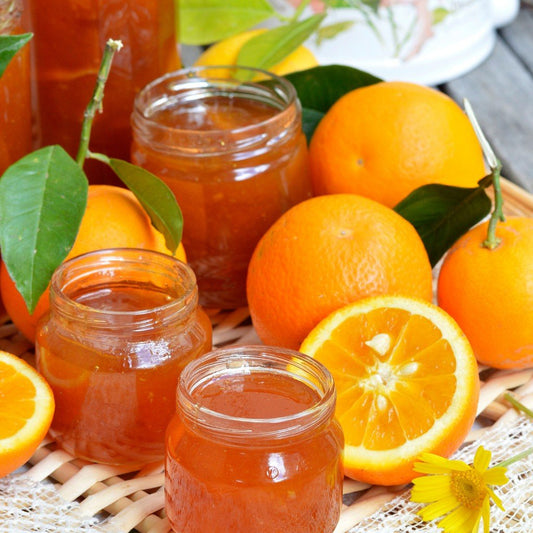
312;308;457;451
0;362;37;437
165;371;344;533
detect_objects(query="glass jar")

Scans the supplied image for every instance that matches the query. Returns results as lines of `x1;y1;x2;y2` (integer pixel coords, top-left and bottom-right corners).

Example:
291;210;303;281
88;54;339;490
131;66;312;309
165;345;344;533
25;0;180;184
35;248;212;465
0;0;32;175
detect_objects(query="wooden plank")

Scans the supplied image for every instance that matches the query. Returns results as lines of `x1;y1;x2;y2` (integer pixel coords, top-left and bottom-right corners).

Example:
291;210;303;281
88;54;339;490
442;10;533;193
500;7;533;70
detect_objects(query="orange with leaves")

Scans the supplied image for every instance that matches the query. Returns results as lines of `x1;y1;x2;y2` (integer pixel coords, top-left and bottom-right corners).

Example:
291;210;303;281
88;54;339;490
1;185;186;342
246;194;433;350
308;81;486;207
438;216;533;369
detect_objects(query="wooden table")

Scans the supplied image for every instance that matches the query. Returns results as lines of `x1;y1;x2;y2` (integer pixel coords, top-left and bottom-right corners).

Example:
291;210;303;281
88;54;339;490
442;4;533;193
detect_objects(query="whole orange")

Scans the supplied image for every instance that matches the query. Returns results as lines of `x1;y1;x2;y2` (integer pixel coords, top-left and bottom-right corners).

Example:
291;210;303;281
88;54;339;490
438;216;533;369
1;185;186;342
246;194;433;350
308;81;486;207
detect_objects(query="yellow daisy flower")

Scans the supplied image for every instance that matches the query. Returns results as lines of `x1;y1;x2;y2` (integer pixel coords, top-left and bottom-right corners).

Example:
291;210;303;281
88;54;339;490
411;446;508;533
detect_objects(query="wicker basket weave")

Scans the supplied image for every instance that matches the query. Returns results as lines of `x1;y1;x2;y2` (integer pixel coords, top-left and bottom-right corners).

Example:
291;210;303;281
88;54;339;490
1;178;532;533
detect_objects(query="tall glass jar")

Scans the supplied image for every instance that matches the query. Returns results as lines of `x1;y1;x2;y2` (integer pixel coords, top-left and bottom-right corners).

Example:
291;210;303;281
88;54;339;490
131;66;312;309
0;0;32;175
25;0;180;184
165;345;344;533
35;248;212;466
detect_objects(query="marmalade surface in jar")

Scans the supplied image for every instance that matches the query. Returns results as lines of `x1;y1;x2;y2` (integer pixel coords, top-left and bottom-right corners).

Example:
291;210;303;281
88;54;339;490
132;66;312;309
35;249;212;465
165;345;344;533
26;0;180;184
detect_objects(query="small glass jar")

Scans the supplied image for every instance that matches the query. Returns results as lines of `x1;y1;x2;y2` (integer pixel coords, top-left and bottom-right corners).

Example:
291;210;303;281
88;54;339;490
0;0;32;175
26;0;180;184
35;248;212;465
165;345;344;533
131;66;312;309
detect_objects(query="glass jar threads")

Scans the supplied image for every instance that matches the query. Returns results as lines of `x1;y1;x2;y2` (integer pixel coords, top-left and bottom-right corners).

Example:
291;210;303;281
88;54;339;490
131;66;312;309
35;248;212;465
165;345;344;533
26;0;180;184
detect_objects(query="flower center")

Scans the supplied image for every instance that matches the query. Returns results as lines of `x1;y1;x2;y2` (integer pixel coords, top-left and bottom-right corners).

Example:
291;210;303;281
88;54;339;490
450;469;487;509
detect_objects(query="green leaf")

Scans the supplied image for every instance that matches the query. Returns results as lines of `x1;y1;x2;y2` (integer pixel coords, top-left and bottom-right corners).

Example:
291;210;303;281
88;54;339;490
315;20;355;46
0;146;88;313
394;177;493;267
179;0;276;45
284;65;382;114
432;7;450;25
301;108;325;143
0;33;32;78
108;159;183;254
236;14;326;75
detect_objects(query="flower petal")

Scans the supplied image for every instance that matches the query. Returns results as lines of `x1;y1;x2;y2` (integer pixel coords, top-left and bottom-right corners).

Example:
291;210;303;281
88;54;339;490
417;494;460;522
483;466;508;486
473;446;492;473
487;486;505;511
480;496;491;533
414;454;470;474
411;474;452;502
438;504;479;533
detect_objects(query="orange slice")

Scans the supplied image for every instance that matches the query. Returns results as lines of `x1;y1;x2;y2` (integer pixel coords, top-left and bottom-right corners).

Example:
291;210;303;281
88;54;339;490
299;296;480;486
0;350;55;477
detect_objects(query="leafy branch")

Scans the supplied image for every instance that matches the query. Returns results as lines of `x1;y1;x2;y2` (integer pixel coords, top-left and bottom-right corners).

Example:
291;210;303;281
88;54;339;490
0;38;182;313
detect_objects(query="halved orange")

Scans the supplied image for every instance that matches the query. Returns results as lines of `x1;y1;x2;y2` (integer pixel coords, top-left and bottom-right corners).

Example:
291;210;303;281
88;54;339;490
299;295;480;486
0;350;55;477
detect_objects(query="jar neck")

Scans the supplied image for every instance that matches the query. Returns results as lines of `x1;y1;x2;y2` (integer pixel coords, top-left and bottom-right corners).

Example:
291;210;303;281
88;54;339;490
0;0;22;34
132;66;302;158
49;248;198;334
177;345;337;445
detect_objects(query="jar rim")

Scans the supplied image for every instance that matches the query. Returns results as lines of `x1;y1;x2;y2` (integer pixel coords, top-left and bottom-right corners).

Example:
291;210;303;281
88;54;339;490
50;247;197;327
177;345;337;442
132;65;300;141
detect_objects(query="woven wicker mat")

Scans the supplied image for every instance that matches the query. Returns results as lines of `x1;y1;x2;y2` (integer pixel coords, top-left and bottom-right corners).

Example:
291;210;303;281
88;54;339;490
1;178;532;533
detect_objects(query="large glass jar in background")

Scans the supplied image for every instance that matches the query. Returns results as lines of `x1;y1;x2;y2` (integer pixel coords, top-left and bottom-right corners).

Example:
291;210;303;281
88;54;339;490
166;345;344;533
131;66;312;309
35;248;212;466
25;0;180;184
0;0;32;175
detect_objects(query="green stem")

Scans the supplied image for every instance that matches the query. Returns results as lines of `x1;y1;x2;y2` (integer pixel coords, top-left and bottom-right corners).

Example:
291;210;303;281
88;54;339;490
504;392;533;419
463;99;506;249
291;0;313;21
75;39;123;167
494;393;533;468
497;446;533;469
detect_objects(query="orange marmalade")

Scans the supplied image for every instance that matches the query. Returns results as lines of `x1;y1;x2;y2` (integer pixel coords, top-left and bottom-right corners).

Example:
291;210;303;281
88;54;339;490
132;66;312;308
26;0;180;184
165;345;344;532
0;0;32;174
35;249;212;465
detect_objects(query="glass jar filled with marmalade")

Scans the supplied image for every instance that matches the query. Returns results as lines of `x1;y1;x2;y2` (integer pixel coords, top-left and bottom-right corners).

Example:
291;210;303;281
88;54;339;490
165;345;344;533
131;66;312;309
25;0;180;184
0;0;32;175
35;248;212;465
